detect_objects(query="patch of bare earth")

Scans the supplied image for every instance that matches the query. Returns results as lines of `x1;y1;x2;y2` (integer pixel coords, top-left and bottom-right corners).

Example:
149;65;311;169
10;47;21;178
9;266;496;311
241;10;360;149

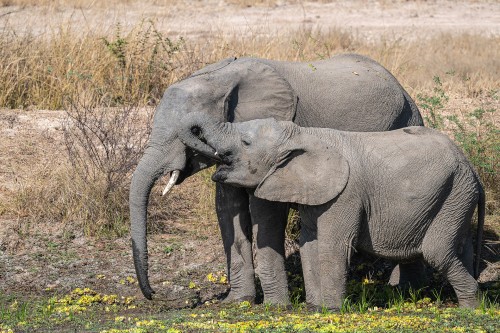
1;0;499;39
0;108;227;306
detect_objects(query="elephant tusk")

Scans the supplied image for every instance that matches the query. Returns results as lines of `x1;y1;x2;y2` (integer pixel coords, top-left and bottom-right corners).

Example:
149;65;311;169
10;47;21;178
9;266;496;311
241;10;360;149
162;170;180;196
214;151;218;156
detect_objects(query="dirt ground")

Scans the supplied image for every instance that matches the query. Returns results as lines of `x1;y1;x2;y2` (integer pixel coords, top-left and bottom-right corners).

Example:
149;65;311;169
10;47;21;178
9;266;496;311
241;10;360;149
0;109;227;307
1;0;499;40
0;0;499;308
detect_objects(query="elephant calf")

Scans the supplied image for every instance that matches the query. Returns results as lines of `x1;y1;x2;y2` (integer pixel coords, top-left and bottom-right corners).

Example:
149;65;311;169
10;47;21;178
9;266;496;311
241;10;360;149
179;113;485;309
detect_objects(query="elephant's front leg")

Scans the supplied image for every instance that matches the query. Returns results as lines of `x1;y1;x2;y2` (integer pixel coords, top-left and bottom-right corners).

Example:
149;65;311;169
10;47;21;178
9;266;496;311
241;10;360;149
250;195;290;306
317;206;360;310
216;183;255;302
299;208;321;306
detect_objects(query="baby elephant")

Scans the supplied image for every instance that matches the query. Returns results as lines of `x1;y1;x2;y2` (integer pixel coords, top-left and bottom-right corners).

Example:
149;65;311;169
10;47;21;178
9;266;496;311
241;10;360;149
179;112;484;309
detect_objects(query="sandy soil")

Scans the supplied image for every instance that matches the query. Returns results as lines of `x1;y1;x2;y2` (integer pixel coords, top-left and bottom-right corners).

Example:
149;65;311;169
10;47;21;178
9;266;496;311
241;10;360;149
0;0;499;40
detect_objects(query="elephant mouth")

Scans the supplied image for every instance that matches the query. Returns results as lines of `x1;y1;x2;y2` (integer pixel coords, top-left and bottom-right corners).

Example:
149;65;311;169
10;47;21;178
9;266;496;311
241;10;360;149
212;161;233;183
212;166;228;182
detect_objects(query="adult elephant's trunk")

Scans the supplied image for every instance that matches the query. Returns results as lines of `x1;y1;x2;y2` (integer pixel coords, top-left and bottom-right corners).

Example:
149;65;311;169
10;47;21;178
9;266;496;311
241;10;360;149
130;141;185;300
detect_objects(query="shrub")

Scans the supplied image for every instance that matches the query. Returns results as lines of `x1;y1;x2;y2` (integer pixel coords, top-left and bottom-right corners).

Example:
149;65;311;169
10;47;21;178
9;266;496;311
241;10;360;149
418;76;499;213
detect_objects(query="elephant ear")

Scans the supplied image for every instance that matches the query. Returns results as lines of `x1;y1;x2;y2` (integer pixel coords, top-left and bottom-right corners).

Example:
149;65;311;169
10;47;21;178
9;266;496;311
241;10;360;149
254;148;349;206
225;59;297;122
190;57;237;77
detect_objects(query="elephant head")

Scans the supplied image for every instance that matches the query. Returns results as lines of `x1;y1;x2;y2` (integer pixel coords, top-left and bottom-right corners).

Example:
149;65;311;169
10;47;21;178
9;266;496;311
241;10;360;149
130;58;297;299
179;113;349;206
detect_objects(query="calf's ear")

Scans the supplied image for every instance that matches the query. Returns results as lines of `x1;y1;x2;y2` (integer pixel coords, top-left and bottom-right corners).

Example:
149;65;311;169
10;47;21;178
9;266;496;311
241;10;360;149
254;148;349;206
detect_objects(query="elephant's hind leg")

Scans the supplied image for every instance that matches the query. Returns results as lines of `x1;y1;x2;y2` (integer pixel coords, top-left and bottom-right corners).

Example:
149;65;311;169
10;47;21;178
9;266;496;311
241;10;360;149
421;198;478;308
216;183;256;303
425;253;478;308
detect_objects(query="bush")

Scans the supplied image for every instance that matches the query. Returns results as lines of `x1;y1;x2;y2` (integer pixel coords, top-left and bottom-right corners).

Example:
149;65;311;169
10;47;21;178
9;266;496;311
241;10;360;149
418;76;499;213
62;98;154;236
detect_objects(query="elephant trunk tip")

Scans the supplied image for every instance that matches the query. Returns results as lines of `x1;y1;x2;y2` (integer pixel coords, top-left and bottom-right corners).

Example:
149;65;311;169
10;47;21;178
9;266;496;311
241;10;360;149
134;261;156;300
132;239;156;300
141;285;155;300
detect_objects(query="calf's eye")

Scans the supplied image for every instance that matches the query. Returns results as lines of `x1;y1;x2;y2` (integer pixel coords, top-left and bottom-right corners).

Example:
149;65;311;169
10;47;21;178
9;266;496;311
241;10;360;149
242;139;251;146
191;126;202;137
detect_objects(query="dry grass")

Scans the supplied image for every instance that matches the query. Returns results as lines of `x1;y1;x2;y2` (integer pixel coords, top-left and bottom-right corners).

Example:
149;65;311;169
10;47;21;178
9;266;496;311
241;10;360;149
12;162;218;237
1;21;498;108
0;20;189;109
1;0;154;8
0;16;498;237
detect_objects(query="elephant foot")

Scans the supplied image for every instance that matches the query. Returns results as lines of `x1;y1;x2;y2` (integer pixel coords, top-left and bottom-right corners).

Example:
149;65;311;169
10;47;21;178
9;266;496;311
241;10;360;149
458;297;478;309
305;303;340;313
222;292;255;304
263;297;291;307
261;287;291;307
263;302;293;311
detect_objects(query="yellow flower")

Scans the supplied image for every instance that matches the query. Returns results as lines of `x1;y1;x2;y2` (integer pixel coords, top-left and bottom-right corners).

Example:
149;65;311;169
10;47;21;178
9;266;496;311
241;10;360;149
123;296;136;304
0;326;14;333
219;310;228;319
206;273;217;283
362;277;374;285
102;294;118;304
9;300;17;310
188;281;197;289
167;329;181;333
239;300;252;308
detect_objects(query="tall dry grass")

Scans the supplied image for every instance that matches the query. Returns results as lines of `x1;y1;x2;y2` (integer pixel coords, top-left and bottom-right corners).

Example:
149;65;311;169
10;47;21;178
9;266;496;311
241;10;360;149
1;22;498;108
1;19;498;236
0;20;189;109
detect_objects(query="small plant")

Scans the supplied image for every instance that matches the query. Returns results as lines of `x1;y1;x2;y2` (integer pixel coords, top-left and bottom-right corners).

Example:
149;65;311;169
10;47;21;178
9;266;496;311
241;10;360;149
163;243;182;254
431;287;443;306
340;296;353;314
102;24;128;69
408;287;424;306
417;75;449;129
447;107;499;193
387;288;405;313
285;208;301;243
478;291;500;315
357;282;375;313
100;20;185;106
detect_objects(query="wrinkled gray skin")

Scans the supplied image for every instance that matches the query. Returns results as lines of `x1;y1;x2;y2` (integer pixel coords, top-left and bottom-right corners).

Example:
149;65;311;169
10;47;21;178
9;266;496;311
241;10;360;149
179;115;485;309
130;54;424;305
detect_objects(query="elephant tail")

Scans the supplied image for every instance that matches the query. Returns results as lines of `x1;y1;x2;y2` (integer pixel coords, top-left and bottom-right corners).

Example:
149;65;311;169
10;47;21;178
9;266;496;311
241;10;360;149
474;185;485;280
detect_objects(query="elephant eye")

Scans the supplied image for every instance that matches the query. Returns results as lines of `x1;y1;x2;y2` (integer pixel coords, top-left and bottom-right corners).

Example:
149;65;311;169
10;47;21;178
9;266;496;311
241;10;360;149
191;126;202;137
242;138;251;146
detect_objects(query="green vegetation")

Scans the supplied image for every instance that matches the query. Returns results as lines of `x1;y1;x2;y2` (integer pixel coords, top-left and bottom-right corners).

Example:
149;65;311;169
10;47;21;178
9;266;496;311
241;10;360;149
1;283;498;333
417;75;499;212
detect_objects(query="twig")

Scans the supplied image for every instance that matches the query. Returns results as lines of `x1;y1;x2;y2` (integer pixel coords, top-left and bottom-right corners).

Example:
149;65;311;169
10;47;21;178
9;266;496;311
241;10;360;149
0;9;22;19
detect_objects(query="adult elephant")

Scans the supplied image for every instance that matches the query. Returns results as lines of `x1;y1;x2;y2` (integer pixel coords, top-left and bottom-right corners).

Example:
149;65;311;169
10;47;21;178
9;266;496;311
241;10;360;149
130;54;424;305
